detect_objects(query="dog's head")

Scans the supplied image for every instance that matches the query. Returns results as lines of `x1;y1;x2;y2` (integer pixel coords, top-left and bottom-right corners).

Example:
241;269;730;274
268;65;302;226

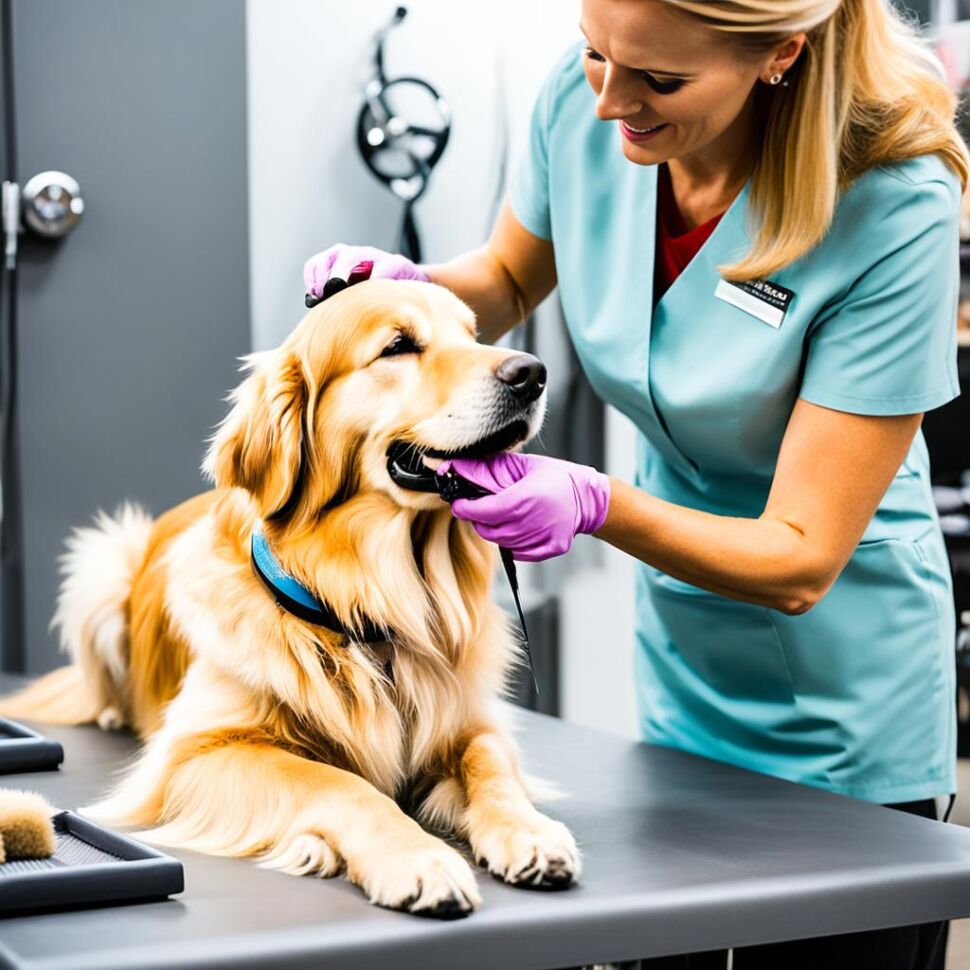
203;279;547;524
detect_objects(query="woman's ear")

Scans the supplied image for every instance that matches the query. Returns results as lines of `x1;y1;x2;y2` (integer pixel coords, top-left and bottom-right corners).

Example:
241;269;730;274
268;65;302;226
203;350;307;518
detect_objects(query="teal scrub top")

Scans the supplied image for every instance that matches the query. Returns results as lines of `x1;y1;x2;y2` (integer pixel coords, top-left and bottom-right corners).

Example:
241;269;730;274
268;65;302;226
511;43;961;804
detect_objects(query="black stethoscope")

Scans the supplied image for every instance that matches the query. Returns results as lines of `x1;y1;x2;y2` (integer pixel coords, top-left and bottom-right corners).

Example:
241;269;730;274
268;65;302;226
356;6;451;262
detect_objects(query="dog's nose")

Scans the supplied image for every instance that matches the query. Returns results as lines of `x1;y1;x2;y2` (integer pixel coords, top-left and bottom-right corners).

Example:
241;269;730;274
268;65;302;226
495;354;547;404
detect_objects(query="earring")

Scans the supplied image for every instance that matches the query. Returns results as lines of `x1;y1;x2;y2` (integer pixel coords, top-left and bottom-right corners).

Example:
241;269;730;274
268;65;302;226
769;73;783;85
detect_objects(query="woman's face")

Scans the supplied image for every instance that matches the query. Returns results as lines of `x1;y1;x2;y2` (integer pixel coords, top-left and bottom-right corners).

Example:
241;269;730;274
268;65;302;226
580;0;782;169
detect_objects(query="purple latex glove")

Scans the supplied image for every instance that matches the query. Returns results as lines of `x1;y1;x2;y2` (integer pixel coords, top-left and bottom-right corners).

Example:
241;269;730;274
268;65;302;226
436;452;611;562
303;244;429;300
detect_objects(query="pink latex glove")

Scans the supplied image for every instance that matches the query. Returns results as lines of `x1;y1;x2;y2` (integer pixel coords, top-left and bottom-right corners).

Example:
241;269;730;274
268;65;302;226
303;244;429;300
437;452;611;562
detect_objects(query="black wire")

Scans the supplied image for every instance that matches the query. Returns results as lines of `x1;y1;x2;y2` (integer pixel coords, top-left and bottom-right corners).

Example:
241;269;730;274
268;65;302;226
398;200;421;263
0;0;25;673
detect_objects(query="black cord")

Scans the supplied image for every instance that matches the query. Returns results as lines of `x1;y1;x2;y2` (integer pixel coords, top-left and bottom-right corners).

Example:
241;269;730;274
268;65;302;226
0;0;26;674
398;199;421;263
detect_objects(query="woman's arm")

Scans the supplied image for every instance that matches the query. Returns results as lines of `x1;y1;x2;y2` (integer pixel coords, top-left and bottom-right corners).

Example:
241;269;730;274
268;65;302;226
595;400;924;614
423;201;558;346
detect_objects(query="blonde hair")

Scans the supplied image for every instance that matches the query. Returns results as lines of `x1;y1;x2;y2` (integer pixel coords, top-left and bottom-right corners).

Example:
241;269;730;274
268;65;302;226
662;0;970;281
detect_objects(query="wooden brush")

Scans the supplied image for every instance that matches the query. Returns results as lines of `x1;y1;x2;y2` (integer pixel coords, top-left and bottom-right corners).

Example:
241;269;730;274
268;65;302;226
0;789;56;860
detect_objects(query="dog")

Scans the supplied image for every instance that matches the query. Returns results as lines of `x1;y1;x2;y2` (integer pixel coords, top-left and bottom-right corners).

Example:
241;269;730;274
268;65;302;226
0;279;580;917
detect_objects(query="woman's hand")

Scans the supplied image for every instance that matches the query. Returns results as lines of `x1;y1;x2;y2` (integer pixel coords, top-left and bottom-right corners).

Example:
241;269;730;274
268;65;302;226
303;244;429;301
437;452;611;561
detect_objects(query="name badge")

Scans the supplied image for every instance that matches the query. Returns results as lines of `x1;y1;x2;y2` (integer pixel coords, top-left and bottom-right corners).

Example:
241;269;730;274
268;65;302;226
715;278;794;329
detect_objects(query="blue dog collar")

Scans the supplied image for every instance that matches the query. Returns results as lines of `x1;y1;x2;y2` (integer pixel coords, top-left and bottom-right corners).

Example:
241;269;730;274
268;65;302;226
250;526;389;643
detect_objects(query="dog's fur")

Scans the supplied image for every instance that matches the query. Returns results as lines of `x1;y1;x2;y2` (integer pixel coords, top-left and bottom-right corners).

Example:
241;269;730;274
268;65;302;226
0;280;578;916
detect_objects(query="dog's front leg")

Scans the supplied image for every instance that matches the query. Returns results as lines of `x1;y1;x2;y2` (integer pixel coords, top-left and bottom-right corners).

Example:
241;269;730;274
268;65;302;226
112;739;481;918
458;730;580;889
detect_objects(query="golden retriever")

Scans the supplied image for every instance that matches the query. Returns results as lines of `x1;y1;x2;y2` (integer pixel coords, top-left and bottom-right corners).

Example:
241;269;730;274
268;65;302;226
0;279;579;917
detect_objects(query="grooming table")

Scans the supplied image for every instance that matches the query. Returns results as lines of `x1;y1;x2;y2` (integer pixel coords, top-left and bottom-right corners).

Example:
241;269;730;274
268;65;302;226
1;674;970;969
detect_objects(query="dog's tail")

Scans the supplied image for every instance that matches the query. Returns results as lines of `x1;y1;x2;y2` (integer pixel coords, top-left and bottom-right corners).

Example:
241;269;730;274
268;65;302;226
0;664;101;725
0;503;154;729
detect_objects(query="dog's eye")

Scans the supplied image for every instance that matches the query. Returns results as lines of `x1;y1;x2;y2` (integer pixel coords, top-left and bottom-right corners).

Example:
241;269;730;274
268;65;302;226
379;333;422;358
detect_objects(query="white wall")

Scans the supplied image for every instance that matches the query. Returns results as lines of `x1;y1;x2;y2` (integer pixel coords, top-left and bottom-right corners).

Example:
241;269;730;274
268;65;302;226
246;0;640;739
246;0;575;348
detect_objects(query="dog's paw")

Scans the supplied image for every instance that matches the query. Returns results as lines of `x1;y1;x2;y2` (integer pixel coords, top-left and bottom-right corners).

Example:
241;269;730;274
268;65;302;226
358;841;481;919
96;706;126;731
471;811;580;890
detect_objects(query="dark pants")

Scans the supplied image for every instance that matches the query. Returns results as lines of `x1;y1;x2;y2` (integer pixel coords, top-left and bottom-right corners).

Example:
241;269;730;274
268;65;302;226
638;798;951;970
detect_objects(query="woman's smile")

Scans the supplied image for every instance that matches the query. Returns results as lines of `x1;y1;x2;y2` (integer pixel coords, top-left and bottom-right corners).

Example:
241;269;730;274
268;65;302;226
620;120;669;142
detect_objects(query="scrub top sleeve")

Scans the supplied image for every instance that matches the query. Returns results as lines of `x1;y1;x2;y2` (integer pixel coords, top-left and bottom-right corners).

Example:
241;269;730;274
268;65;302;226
509;46;579;241
800;171;961;416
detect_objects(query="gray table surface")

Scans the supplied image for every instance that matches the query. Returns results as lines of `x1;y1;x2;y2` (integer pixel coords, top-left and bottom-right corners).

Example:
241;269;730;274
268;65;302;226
1;675;970;970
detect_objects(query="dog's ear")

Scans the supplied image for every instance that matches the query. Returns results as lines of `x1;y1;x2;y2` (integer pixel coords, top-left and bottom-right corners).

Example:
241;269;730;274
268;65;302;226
203;351;307;518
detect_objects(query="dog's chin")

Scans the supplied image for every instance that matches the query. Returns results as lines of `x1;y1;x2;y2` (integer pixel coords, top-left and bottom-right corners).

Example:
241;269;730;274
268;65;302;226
385;419;531;502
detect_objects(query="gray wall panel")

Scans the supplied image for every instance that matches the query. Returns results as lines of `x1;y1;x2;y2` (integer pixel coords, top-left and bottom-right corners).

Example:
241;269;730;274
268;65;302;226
6;0;250;672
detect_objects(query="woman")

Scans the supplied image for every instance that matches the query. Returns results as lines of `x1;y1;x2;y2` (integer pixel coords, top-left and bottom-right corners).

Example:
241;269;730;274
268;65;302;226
304;1;967;966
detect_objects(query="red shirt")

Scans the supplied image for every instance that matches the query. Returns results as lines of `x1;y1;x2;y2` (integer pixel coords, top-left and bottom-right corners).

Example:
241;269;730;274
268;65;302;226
654;163;724;303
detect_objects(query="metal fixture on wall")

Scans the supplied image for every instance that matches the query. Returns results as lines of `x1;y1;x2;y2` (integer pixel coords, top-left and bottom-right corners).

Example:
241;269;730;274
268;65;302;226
0;0;84;672
356;6;450;262
20;171;84;238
